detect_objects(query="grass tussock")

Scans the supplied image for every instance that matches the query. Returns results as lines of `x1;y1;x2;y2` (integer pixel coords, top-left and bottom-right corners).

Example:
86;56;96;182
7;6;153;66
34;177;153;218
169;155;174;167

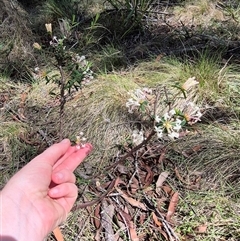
173;0;227;26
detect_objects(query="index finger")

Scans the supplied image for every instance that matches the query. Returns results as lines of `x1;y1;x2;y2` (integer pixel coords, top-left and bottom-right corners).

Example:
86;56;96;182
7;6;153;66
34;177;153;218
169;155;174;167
32;139;71;166
53;143;93;173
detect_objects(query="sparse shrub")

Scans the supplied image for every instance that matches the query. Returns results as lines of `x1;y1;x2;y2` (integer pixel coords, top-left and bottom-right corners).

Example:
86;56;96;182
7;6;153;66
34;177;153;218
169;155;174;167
33;23;94;140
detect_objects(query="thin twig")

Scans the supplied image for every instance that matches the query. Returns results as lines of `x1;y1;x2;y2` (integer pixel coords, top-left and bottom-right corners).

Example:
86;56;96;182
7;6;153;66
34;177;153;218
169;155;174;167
134;150;143;189
58;65;66;141
94;129;156;177
144;195;180;241
72;179;116;210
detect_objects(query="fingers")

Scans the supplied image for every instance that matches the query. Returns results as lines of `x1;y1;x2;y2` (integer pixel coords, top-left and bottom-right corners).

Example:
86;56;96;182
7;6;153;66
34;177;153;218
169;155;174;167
52;169;76;184
32;139;71;166
48;183;78;213
48;183;78;199
52;146;77;170
53;143;93;173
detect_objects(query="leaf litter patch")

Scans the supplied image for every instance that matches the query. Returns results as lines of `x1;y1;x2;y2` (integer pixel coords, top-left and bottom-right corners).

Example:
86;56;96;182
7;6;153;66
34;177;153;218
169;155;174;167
71;141;207;241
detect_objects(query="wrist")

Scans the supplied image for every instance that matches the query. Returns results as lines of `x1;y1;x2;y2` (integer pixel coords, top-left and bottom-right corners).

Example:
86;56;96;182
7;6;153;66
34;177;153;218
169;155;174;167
0;189;46;241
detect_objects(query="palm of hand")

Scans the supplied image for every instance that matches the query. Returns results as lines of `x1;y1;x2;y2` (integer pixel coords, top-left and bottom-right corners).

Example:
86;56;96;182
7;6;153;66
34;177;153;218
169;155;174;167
2;140;92;237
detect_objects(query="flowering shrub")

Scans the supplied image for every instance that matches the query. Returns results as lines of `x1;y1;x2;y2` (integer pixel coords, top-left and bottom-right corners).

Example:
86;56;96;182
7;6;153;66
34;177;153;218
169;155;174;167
33;23;94;92
33;23;94;139
126;78;203;144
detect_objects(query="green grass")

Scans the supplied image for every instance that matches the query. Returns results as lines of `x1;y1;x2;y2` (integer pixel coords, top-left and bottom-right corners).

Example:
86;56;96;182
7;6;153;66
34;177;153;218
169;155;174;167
176;190;240;240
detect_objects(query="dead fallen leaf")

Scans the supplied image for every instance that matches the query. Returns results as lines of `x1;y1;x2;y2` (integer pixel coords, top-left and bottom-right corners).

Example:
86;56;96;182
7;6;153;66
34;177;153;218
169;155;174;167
166;192;179;222
115;187;147;211
155;54;163;62
195;224;208;233
175;167;190;185
182;145;202;157
158;148;167;163
130;183;139;194
53;227;64;241
93;203;101;229
156;172;169;194
142;163;154;187
128;176;139;195
118;209;139;241
101;201;117;241
139;213;147;225
94;227;102;241
152;212;162;227
162;185;174;196
129;222;139;241
116;164;128;174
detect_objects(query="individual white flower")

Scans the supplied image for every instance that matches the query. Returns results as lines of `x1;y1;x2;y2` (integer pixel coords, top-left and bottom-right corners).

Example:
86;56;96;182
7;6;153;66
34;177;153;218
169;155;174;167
155;115;161;123
169;109;176;117
50;36;59;46
173;118;182;132
162;119;174;133
175;118;182;125
142;87;152;95
183;102;202;125
163;112;170;121
155;126;163;139
126;88;152;114
168;131;179;139
132;130;144;146
126;98;140;113
76;132;87;149
79;55;86;62
163;109;176;121
134;89;146;100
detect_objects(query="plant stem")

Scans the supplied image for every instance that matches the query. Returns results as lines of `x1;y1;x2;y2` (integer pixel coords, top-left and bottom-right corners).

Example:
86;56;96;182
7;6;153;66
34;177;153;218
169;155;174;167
58;65;66;141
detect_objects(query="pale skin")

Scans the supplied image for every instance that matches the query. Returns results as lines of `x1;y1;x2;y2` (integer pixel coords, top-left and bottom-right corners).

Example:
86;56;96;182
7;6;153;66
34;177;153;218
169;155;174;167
0;139;92;241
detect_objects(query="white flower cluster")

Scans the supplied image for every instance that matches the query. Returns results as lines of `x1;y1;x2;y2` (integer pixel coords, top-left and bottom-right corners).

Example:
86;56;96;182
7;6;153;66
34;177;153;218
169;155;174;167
126;87;203;142
155;101;202;140
154;109;183;140
76;132;87;149
74;55;94;85
126;88;152;113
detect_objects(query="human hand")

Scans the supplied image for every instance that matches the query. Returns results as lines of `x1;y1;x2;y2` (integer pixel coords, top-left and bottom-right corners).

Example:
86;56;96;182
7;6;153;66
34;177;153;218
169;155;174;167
0;139;92;241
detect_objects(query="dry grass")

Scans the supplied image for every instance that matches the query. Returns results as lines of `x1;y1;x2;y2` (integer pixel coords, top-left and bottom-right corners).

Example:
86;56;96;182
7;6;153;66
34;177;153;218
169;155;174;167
1;1;240;240
173;0;227;26
0;0;36;78
1;56;240;240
